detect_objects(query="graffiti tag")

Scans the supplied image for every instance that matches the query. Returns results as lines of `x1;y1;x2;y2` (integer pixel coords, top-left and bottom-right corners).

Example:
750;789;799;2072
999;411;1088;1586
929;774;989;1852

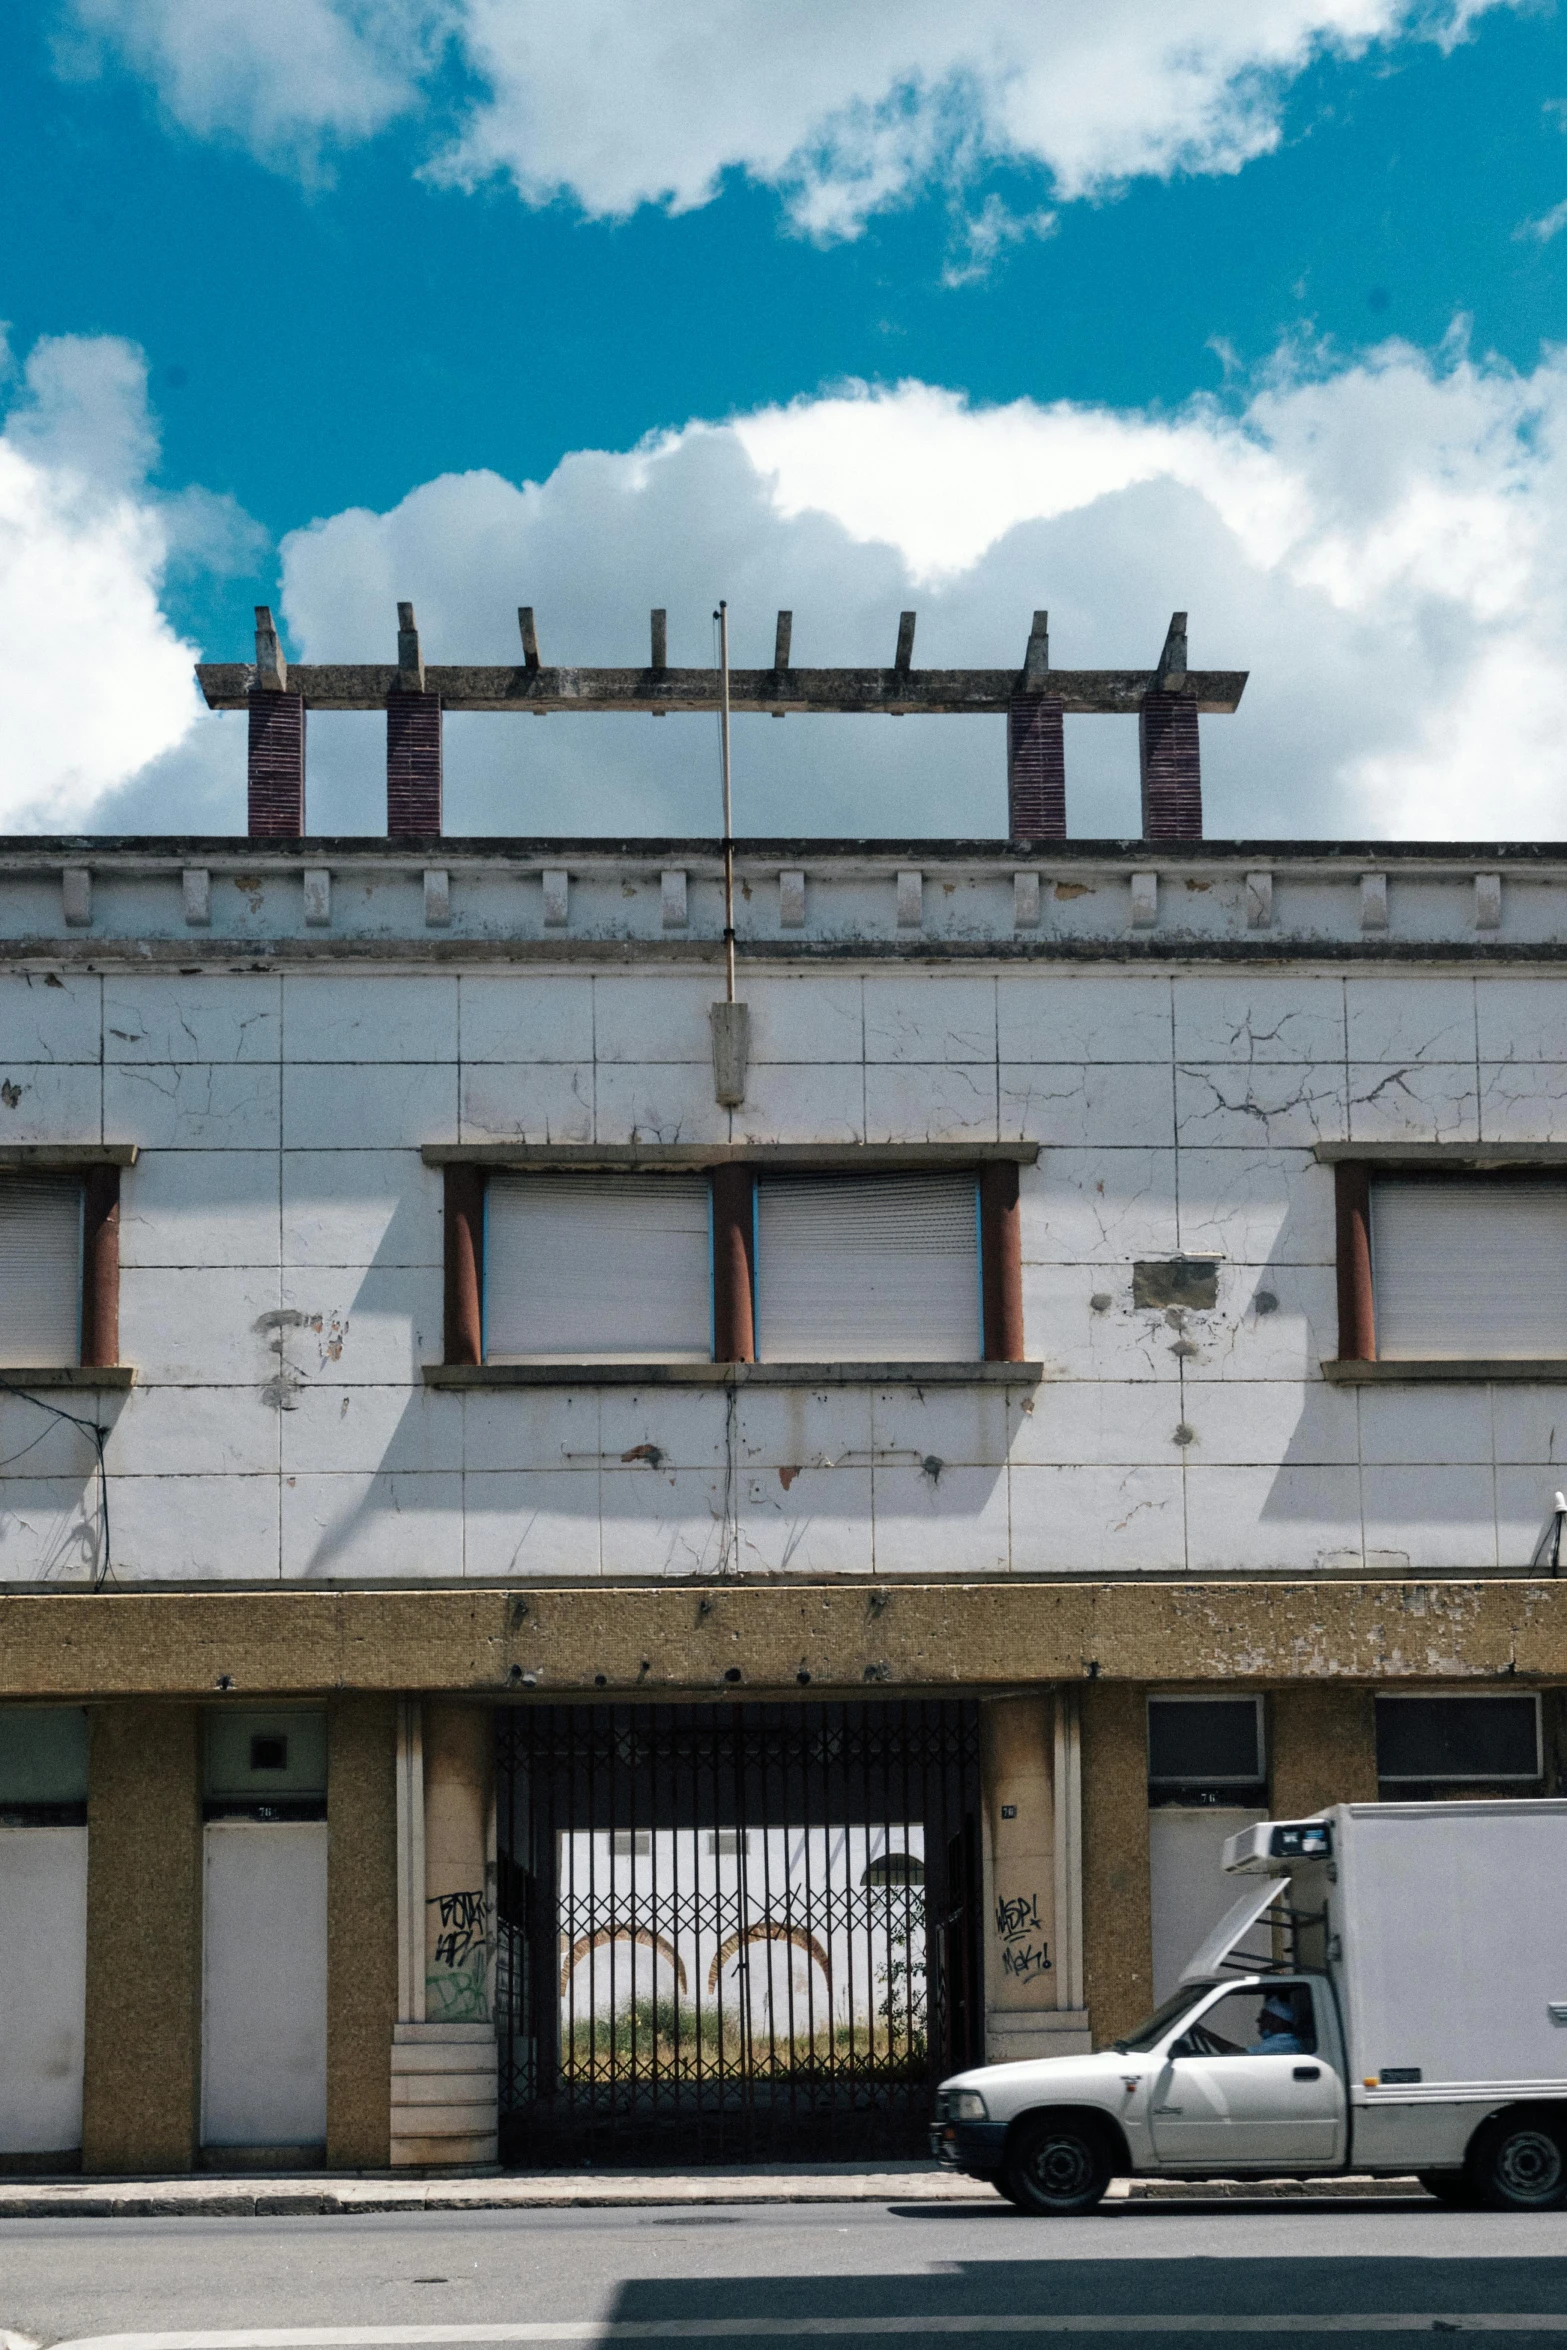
996;1888;1051;1982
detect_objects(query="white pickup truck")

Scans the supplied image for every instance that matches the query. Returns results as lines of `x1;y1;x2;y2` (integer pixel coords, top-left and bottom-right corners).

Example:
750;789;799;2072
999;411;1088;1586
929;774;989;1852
932;1798;1567;2214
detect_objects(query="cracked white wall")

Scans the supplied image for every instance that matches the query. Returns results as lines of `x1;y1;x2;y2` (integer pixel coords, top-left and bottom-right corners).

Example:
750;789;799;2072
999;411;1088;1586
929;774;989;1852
1;960;1563;1586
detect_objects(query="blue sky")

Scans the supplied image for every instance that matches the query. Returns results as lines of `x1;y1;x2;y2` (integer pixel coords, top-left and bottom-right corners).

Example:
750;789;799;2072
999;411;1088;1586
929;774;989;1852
2;2;1566;838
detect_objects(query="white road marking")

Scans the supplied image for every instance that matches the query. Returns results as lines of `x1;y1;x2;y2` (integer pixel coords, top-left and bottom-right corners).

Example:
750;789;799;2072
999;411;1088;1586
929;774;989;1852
39;2320;1567;2347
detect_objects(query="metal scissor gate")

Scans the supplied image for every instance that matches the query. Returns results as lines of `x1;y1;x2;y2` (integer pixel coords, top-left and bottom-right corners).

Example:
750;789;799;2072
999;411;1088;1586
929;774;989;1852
495;1699;982;2168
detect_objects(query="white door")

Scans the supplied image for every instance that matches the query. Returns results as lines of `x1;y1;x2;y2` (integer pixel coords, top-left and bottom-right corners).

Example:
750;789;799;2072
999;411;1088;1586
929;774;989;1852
1149;1806;1268;2003
0;1826;87;2153
202;1821;328;2149
1149;1980;1345;2169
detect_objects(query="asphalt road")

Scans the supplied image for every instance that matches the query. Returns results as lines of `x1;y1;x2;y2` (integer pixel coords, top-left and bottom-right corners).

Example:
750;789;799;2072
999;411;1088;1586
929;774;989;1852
7;2198;1567;2348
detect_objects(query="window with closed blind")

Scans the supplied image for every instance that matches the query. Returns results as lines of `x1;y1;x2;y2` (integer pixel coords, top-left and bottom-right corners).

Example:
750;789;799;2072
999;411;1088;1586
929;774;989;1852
0;1176;83;1369
754;1173;981;1362
1371;1177;1567;1359
484;1174;712;1363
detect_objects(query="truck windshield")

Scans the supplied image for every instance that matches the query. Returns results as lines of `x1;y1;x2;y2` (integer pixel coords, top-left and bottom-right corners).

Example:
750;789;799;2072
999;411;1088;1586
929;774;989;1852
1113;1982;1218;2053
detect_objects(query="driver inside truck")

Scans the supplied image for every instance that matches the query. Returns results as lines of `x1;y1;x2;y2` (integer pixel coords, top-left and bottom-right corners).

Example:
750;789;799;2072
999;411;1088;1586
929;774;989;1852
1248;1988;1311;2054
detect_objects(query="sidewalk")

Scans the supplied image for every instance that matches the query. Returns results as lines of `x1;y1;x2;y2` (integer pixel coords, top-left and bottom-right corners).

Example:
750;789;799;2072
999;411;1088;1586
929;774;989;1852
0;2166;1427;2219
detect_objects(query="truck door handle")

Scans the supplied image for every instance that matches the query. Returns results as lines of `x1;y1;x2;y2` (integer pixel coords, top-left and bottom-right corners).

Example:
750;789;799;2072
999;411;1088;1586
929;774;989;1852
1293;2066;1320;2081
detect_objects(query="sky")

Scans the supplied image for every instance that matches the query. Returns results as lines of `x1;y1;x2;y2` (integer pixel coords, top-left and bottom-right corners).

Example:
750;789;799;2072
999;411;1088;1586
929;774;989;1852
2;0;1566;840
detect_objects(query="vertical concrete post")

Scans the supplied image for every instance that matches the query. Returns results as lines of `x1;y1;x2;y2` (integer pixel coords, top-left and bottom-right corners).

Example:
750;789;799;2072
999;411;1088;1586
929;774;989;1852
443;1167;484;1367
1334;1163;1376;1363
82;1703;202;2173
1080;1682;1153;2050
981;1694;1089;2063
1269;1686;1379;1815
980;1161;1024;1362
390;1702;497;2167
325;1695;398;2170
80;1165;120;1369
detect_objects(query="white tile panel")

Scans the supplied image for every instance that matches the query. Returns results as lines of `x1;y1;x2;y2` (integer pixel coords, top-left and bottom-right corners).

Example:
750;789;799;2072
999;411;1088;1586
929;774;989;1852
732;1062;865;1145
105;1064;281;1152
276;1266;443;1388
1171;978;1346;1064
282;1062;457;1150
1184;1465;1364;1575
1347;1061;1479;1145
736;1469;874;1580
0;1064;101;1145
1476;979;1567;1064
871;1463;1010;1576
1008;1380;1181;1468
120;1265;283;1385
1345;977;1476;1064
593;975;715;1063
1008;1464;1185;1574
459;1063;594;1144
1492;1386;1567;1468
863;976;996;1064
0;1478;105;1583
868;1381;1012;1468
1360;1464;1497;1572
281;975;458;1062
1478;1061;1567;1143
1020;1265;1183;1382
103;1383;280;1477
1175;1149;1335;1266
598;1466;726;1578
1001;1064;1175;1149
281;1471;464;1580
1175;1065;1347;1150
281;1151;441;1269
459;976;594;1064
1359;1384;1493;1467
591;1061;728;1146
1171;1380;1360;1467
1498;1467;1567;1572
280;1385;463;1476
997;975;1172;1064
1177;1265;1338;1384
597;1387;729;1473
119;1151;280;1268
461;1385;600;1476
733;1384;874;1472
463;1470;603;1580
111;1472;281;1581
744;977;863;1065
1018;1150;1179;1264
0;973;100;1064
0;1394;102;1481
103;975;281;1064
863;1064;998;1144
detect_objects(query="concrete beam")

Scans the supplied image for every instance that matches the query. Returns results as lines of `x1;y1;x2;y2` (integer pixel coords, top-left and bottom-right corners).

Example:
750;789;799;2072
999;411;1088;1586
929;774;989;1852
7;1581;1567;1700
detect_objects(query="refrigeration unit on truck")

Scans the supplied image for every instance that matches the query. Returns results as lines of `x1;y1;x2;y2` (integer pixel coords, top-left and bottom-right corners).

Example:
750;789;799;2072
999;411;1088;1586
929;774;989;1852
932;1799;1567;2215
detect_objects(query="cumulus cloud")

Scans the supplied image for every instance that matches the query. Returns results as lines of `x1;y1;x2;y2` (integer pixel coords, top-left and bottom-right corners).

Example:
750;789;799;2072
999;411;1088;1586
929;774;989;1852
60;0;1517;232
153;334;1557;846
0;334;242;829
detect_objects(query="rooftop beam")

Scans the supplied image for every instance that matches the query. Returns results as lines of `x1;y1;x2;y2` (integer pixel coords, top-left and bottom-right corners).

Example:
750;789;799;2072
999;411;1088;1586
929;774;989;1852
197;661;1247;716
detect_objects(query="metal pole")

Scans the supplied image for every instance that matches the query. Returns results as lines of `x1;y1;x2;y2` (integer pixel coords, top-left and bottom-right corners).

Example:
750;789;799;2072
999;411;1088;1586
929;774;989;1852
717;600;736;1005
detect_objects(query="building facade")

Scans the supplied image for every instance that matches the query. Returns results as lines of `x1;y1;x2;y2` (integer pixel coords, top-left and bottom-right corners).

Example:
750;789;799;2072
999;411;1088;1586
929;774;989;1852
4;804;1567;2172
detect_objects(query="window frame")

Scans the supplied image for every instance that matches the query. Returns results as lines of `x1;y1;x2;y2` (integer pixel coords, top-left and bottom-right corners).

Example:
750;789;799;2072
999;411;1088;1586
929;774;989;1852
0;1147;133;1381
1374;1690;1544;1787
1147;1692;1268;1806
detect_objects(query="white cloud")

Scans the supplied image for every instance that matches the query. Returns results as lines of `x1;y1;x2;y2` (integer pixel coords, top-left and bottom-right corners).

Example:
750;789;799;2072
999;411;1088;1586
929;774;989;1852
1518;196;1567;243
61;0;1519;233
0;335;222;829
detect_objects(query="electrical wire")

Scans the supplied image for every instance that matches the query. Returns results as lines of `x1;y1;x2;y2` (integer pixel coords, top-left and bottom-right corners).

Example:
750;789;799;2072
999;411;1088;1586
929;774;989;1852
0;1376;113;1588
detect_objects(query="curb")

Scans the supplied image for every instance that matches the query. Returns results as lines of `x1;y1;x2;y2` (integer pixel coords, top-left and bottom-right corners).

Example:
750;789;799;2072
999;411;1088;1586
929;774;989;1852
0;2173;1428;2220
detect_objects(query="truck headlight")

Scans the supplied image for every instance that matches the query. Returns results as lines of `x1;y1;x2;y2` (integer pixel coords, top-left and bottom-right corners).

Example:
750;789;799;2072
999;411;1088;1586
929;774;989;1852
950;2090;988;2122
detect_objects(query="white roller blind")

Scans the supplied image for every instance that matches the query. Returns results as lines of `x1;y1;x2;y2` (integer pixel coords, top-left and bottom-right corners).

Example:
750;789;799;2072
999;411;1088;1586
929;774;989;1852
485;1175;711;1362
0;1179;81;1369
756;1174;980;1363
1372;1178;1567;1359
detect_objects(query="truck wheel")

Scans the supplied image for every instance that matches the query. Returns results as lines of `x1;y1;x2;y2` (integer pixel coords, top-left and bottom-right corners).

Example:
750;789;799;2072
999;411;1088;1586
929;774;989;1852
1417;2171;1480;2207
1469;2115;1567;2211
1001;2117;1112;2216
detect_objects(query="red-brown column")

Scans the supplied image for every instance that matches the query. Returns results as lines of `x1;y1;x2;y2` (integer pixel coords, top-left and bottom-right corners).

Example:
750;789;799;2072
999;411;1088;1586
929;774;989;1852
981;1161;1024;1362
444;1167;485;1366
1334;1161;1375;1362
1138;692;1202;841
1007;696;1067;840
711;1165;756;1363
80;1165;120;1368
248;691;307;836
387;693;443;834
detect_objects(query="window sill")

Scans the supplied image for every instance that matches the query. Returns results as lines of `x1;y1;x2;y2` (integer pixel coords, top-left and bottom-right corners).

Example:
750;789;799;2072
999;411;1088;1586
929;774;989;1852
1322;1358;1567;1384
423;1360;1043;1389
0;1365;136;1389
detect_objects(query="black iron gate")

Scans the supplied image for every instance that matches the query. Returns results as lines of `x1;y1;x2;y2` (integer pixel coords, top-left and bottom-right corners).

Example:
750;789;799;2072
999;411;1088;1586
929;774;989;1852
495;1699;982;2167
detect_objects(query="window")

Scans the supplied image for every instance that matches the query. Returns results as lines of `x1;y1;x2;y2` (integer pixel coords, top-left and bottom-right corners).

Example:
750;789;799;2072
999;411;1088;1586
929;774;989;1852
485;1175;712;1363
0;1176;82;1368
205;1709;328;1820
610;1829;652;1858
755;1173;980;1362
708;1828;751;1856
1376;1693;1542;1786
1148;1695;1266;1805
0;1705;89;1826
1370;1177;1567;1360
1174;1981;1318;2060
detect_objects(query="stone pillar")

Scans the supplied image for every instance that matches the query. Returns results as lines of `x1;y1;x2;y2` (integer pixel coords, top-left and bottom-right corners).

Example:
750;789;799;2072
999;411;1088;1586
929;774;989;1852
1269;1686;1378;1815
1081;1681;1153;2050
981;1692;1089;2063
82;1703;202;2173
325;1695;398;2170
389;1701;497;2167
